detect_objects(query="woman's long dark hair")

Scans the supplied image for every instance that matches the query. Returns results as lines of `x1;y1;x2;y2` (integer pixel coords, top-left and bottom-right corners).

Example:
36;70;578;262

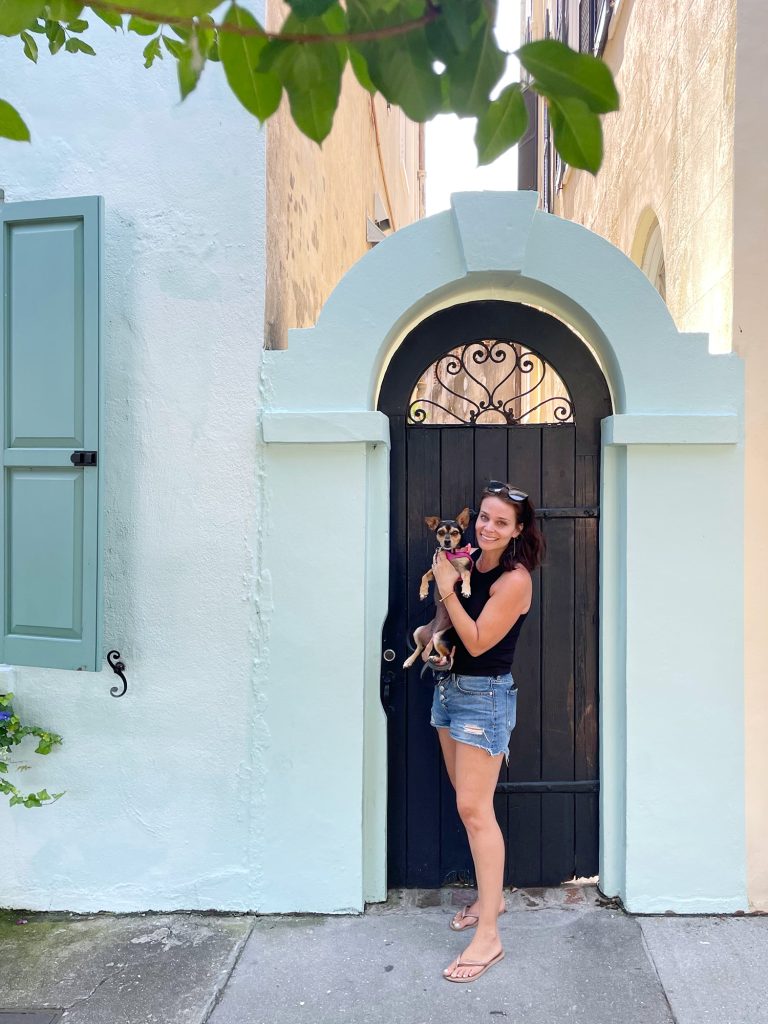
479;484;546;573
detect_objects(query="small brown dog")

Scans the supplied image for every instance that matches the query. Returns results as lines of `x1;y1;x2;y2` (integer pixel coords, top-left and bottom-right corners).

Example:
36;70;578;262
403;508;476;671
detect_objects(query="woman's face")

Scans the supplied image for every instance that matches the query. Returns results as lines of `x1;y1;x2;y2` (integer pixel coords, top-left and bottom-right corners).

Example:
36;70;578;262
476;496;523;557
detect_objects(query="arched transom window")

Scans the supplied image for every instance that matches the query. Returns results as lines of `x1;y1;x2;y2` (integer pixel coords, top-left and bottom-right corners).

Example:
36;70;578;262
408;339;574;425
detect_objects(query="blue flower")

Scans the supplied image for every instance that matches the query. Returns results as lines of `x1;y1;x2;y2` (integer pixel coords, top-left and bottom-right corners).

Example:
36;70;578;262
0;711;11;721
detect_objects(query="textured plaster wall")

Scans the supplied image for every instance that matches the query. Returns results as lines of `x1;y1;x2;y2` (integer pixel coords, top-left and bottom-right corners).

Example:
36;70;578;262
553;0;736;354
0;16;269;910
264;0;422;350
733;0;768;912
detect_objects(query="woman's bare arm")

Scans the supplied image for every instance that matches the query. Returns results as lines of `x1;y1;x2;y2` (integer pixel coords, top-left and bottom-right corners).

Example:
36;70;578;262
433;553;531;657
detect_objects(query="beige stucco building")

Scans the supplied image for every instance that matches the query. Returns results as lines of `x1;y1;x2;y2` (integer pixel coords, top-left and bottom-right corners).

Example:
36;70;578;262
522;0;768;910
264;0;424;349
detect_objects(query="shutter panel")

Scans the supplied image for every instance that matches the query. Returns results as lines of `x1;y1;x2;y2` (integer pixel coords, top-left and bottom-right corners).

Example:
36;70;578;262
0;196;103;671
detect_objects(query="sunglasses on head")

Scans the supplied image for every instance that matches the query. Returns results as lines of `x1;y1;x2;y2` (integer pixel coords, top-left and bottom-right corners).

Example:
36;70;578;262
484;481;529;503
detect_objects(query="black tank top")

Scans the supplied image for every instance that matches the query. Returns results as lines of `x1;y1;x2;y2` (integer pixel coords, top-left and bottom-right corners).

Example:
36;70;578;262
449;563;529;677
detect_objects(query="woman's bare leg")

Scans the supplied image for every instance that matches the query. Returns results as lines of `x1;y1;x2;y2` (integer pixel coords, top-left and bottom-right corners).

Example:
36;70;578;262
437;727;457;788
443;741;505;980
437;729;506;928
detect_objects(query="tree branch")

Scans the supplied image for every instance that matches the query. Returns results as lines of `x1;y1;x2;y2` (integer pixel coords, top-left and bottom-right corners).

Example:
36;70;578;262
90;1;442;43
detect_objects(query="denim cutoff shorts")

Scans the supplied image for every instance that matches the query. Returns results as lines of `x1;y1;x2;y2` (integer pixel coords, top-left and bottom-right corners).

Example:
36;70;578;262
430;672;518;760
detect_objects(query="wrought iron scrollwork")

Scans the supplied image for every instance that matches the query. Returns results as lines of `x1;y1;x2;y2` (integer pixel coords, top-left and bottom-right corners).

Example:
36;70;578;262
107;650;127;698
408;340;574;425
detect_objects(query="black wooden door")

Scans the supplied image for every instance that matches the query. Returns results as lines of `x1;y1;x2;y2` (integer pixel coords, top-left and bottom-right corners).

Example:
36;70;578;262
378;301;612;888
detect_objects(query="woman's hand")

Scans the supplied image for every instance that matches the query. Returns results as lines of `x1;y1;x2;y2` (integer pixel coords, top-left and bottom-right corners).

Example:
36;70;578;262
432;550;461;599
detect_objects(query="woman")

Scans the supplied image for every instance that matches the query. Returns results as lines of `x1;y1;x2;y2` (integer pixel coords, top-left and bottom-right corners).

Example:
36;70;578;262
429;480;545;983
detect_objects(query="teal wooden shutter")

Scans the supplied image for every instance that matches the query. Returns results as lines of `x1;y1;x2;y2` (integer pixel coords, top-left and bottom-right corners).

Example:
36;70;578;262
0;196;103;671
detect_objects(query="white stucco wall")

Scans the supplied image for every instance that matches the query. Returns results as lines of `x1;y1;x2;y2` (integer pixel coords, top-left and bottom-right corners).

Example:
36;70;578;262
0;17;269;910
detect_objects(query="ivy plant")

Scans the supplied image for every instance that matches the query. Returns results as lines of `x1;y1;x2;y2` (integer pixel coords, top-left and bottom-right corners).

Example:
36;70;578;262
0;0;619;172
0;691;64;808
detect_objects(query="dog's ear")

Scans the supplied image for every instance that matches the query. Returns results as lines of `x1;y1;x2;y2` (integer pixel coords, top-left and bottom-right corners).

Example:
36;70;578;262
455;507;471;530
424;516;441;531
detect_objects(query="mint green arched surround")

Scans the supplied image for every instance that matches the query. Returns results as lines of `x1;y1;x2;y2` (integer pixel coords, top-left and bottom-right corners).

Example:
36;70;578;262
261;192;745;914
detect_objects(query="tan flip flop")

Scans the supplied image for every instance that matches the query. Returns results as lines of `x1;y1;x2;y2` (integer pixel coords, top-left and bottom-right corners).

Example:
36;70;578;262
443;949;505;983
449;904;507;931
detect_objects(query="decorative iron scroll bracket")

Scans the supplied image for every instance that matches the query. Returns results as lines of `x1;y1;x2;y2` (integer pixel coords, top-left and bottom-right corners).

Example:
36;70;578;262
107;650;127;698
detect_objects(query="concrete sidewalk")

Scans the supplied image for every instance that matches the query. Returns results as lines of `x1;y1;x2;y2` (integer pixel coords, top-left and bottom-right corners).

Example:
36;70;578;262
1;885;766;1024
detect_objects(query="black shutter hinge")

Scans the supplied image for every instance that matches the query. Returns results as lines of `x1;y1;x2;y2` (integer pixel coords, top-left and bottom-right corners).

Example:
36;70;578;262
70;450;97;466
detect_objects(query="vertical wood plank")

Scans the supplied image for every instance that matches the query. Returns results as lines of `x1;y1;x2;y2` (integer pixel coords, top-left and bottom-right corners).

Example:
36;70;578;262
575;451;600;877
506;794;542;887
405;426;443;885
504;428;543;882
540;425;576;883
385;416;408;885
439;427;475;884
473;427;508;498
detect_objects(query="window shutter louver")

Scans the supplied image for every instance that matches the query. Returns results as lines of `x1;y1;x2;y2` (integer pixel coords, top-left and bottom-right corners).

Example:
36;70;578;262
0;196;104;671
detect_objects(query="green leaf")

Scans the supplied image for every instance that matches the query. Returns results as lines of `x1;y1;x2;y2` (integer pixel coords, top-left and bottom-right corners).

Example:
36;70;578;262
48;22;64;52
21;29;38;61
517;39;619;114
0;0;46;36
545;93;603;173
260;5;347;142
45;0;83;20
65;36;95;54
177;35;206;99
220;3;282;122
349;47;375;93
120;0;221;16
162;34;184;57
474;82;527;165
439;0;480;51
445;11;505;117
271;37;343;142
194;13;215;57
348;0;442;121
143;34;162;67
67;17;87;30
28;19;46;32
92;5;121;29
286;0;336;15
426;0;486;60
128;15;159;35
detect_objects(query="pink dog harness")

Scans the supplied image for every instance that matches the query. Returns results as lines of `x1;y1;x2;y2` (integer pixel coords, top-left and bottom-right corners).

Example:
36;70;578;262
445;544;475;569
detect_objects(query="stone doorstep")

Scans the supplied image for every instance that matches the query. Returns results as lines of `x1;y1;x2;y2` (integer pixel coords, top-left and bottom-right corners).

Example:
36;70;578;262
368;881;602;913
0;1012;63;1024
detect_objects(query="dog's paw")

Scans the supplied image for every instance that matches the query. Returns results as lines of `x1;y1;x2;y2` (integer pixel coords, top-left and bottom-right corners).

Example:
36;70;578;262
461;583;471;597
428;653;452;670
419;588;429;601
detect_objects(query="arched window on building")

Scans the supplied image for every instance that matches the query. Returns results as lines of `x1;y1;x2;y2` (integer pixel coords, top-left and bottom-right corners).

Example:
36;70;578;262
632;209;667;302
